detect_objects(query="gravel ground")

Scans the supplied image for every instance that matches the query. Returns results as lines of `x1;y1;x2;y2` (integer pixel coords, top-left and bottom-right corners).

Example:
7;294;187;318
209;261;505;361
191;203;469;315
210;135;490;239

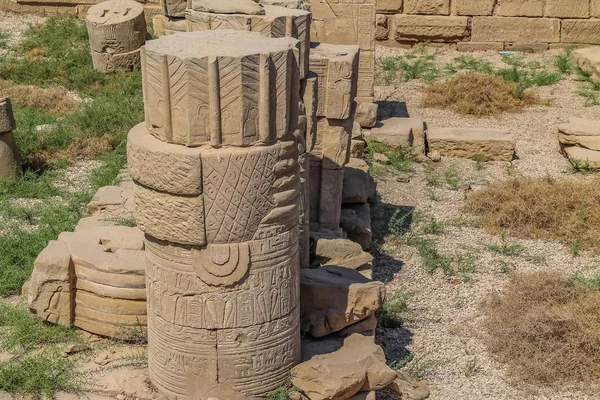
373;46;600;400
0;12;45;56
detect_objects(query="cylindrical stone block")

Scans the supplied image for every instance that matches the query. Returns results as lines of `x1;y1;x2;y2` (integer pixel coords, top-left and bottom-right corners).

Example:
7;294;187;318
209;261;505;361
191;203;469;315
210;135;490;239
185;5;311;78
141;30;299;148
85;0;147;72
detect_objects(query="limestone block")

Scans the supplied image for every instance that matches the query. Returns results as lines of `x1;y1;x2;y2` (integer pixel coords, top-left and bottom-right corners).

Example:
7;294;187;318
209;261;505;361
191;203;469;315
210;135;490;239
85;0;147;72
426;128;515;161
352;121;364;140
455;0;494;15
375;14;389;41
393;15;470;42
405;0;450;15
496;0;544;17
186;5;311;78
310;1;376;99
562;146;600;169
190;0;265;14
0;97;16;133
456;42;504;52
134;183;206;245
292;334;397;400
350;139;365;158
302;73;319;156
545;0;590;18
300;265;384;337
127;123;203;195
572;47;600;81
558;118;600;151
594;0;600;17
388;372;430;400
318;167;344;230
368;117;421;147
355;101;378;128
152;15;187;37
0;130;22;181
141;31;299;147
471;17;560;43
27;240;72;327
161;0;186;17
317;117;353;169
377;0;402;14
309;42;359;120
561;20;600;44
310;235;374;271
343;158;370;204
340;203;372;250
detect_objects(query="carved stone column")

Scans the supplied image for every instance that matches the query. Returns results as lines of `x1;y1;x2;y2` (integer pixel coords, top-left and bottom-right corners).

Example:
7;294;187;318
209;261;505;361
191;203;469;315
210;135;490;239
129;30;301;399
85;0;147;72
0;97;21;181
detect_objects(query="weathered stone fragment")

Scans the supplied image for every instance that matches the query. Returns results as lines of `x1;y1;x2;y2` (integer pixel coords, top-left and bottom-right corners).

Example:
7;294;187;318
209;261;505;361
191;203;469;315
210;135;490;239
152;15;187;37
388;372;431;400
0;96;16;133
559;118;600;151
311;234;374;271
455;0;495;15
377;0;402;14
161;0;186;17
496;0;544;16
292;334;397;400
572;47;600;82
85;0;147;73
350;140;365;159
405;0;450;15
368;117;422;148
563;146;600;169
561;20;600;44
375;14;389;41
393;15;470;42
309;0;376;99
343;158;371;204
337;314;377;336
426;128;516;161
341;203;372;250
142;31;299;147
471;17;560;43
186;5;311;78
0;97;21;181
309;42;359;120
190;0;265;14
355;101;378;128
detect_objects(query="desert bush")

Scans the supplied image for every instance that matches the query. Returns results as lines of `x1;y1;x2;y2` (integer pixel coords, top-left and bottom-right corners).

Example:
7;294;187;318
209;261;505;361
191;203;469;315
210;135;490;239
463;178;600;254
421;73;542;116
483;271;600;389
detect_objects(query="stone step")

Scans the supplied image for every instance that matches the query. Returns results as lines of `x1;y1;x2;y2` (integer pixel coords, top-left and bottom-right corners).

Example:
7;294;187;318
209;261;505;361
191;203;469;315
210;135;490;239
367;117;425;148
426;127;515;161
563;146;600;169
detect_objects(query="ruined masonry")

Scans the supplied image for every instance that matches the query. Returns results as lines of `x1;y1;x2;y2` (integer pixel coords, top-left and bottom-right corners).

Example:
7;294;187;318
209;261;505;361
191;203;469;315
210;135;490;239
0;97;21;181
85;0;147;73
128;30;302;399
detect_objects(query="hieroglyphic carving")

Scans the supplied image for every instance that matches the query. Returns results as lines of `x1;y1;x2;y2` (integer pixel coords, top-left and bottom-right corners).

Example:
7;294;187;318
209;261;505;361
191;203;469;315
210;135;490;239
85;0;147;73
141;31;298;147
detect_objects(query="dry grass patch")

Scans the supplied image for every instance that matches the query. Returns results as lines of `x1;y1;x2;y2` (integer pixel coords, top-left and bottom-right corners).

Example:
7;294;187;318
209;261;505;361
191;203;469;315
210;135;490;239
0;79;78;114
482;271;600;389
463;178;600;254
420;73;543;117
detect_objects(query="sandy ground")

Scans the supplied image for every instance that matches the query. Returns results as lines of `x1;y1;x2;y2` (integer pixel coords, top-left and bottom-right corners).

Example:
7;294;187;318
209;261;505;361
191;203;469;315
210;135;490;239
0;12;44;57
372;45;600;400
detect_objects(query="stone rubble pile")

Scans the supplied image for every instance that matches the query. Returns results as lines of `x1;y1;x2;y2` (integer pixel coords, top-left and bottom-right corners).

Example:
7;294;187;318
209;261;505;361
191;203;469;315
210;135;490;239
0;96;21;181
559;117;600;169
24;1;431;399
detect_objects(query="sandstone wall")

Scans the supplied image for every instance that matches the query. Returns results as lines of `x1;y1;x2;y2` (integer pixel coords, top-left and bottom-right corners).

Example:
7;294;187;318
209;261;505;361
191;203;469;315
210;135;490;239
376;0;600;50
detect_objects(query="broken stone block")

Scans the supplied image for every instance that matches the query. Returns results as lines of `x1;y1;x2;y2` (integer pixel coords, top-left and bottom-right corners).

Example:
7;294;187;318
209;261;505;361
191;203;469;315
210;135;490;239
310;234;374;271
152;15;187;37
341;203;372;250
337;314;378;337
292;334;397;400
558;118;600;151
355;102;378;128
393;15;470;42
562;146;600;169
0;97;21;181
141;31;299;147
350;140;365;159
161;0;187;17
373;153;389;165
405;0;450;16
309;42;359;120
190;0;265;14
85;0;147;73
343;158;371;204
572;47;600;82
388;372;431;400
300;266;384;338
0;96;16;134
426;128;516;161
186;5;311;78
375;14;389;41
369;117;421;148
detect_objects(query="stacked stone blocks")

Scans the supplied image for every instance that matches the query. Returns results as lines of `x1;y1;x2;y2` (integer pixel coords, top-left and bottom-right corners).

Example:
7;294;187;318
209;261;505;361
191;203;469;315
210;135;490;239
376;0;600;49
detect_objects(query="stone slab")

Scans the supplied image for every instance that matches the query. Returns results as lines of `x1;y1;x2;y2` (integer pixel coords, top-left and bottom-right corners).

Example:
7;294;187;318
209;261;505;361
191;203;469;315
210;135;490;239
471;17;560;43
405;0;450;15
456;42;504;52
455;0;494;15
393;15;470;42
562;20;600;44
563;146;600;169
377;0;402;14
545;0;590;18
368;117;424;148
572;47;600;81
496;0;544;17
426;127;515;161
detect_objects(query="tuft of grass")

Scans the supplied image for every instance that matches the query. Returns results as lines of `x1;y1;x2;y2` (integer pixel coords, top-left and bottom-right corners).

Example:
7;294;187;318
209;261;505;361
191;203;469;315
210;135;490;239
378;291;412;328
473;154;486;171
421;73;543;117
267;378;297;400
376;46;441;84
464;178;600;255
443;165;460;189
364;140;415;175
451;55;494;74
0;29;10;49
483;272;600;389
555;47;574;74
497;55;561;97
488;235;526;257
0;351;84;399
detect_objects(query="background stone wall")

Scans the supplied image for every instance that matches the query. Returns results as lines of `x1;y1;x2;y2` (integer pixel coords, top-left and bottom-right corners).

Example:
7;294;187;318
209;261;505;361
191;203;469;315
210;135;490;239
376;0;600;50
